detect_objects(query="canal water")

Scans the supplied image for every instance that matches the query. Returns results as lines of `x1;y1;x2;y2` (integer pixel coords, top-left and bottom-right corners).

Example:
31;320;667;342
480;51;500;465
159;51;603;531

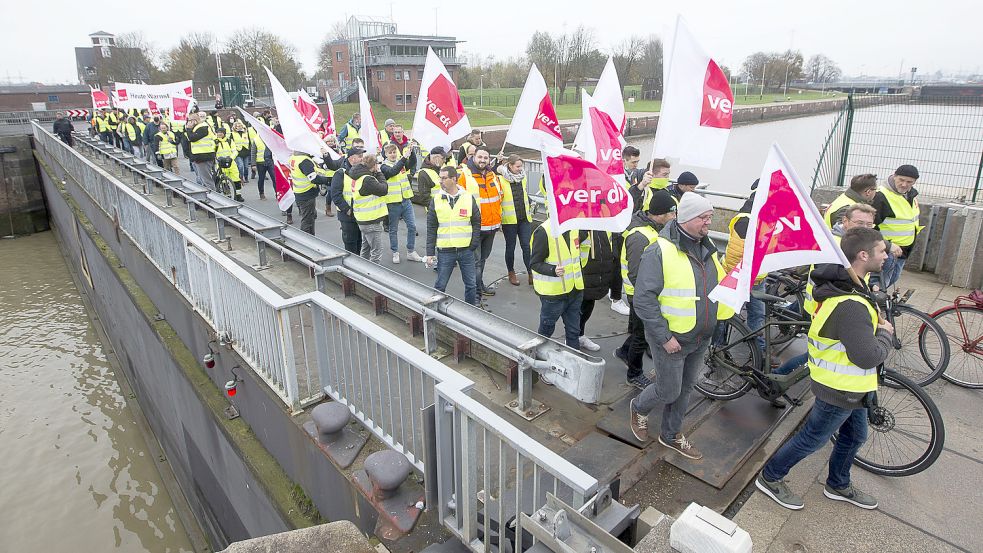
0;232;194;552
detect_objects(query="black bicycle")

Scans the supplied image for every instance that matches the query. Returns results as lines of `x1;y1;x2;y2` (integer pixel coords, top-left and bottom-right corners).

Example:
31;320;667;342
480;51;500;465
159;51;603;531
697;290;946;477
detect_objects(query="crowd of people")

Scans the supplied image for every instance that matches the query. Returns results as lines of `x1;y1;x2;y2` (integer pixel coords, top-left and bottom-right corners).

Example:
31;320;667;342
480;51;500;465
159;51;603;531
75;104;926;514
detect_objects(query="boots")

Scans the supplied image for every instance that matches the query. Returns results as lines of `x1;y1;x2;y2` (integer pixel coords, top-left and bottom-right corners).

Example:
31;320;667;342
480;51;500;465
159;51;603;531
286;214;294;225
508;271;519;286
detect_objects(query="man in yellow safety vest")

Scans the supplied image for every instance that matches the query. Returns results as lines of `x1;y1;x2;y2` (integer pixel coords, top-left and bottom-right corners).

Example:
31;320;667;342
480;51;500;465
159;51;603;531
823;173;878;228
529;220;586;350
425;166;481;306
756;227;893;512
629;192;735;459
872;165;923;289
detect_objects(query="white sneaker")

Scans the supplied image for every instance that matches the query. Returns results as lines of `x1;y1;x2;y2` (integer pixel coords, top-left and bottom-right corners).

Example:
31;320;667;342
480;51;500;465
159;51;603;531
579;336;601;352
406;251;424;262
611;297;630;316
392;252;401;264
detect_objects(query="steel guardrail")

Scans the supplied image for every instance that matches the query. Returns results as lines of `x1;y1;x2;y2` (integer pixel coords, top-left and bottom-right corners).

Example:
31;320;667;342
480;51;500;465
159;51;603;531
64;128;606;411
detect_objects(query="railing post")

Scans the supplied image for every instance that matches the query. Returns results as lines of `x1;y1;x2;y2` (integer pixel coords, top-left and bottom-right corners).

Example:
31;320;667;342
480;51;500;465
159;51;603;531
836;94;855;189
434;388;459;531
276;306;301;411
973;147;983;203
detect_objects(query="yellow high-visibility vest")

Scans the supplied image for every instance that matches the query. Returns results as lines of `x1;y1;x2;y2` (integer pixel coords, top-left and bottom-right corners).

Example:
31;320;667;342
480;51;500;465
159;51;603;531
382;160;412;203
248;128;267;161
289;154;316;194
654;237;734;333
877;186;922;247
231;130;250;152
823;193;856;228
500;175;531;224
155;131;177;157
531;226;585;296
620;225;660;296
433;192;474;249
351;176;388;222
189;122;215;155
807;294;879;393
641;178;672;211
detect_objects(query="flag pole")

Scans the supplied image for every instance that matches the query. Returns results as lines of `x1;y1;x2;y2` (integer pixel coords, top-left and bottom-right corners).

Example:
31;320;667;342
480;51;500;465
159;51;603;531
846;266;863;287
556;234;569;293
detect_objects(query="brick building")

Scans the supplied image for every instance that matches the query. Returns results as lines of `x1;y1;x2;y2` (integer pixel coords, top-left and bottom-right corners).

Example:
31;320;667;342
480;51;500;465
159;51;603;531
75;31;151;88
327;17;462;111
0;84;91;112
362;35;461;111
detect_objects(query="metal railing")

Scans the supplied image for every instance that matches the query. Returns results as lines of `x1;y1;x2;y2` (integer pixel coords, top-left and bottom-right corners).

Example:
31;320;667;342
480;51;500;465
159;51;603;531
435;383;598;551
35;124;602;545
811;94;983;203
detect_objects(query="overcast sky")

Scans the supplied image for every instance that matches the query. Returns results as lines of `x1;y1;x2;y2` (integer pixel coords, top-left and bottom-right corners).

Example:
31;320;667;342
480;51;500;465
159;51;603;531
2;0;980;84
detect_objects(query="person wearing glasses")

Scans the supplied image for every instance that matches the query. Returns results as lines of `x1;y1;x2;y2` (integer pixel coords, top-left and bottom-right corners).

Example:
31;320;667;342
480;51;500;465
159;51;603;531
426;167;481;306
628;192;735;460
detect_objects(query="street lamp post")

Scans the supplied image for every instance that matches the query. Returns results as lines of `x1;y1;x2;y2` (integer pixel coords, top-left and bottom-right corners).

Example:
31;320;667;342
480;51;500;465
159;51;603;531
759;62;767;99
479;74;484;107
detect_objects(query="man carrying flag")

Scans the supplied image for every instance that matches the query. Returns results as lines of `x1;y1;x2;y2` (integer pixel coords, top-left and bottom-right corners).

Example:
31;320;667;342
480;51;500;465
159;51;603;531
629;192;733;458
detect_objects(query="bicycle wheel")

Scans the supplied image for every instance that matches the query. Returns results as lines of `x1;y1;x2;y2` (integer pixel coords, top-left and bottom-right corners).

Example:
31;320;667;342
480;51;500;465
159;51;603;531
850;370;945;477
695;317;759;401
885;304;949;387
927;305;983;389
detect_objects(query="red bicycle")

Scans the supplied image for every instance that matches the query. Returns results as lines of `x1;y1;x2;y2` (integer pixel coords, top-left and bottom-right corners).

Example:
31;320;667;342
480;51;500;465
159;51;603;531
921;290;983;389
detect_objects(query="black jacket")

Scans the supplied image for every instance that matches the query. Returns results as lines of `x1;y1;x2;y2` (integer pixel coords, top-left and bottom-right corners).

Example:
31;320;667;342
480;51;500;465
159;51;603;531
809;264;893;409
580;230;618;301
53;118;74;138
293;156;333;202
622;211;665;297
416;160;441;205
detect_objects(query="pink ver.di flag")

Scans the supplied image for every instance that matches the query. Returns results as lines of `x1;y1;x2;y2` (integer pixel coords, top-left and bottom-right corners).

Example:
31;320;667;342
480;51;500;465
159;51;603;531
91;87;110;110
239;108;296;211
295;89;325;132
577;90;627;185
357;79;383;155
542;148;634;236
709;143;850;311
504;64;563;151
170;95;194;123
652;16;734;169
412;47;472;151
573;56;625;153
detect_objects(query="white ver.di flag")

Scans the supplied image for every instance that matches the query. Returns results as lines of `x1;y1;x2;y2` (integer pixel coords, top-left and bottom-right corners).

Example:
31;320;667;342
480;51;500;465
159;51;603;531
709;143;850;311
578;90;627;186
237;108;296;211
266;67;339;161
504;64;563;151
357;79;383;155
573;56;625;152
412;47;472;152
652;16;734;169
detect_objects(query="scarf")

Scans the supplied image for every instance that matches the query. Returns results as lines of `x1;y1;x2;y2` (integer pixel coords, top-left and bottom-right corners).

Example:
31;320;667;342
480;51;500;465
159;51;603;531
502;166;525;183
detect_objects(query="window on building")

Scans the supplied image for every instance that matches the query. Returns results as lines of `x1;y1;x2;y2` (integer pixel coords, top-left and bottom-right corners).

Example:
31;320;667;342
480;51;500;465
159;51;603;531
48;95;59;103
418;69;425;80
396;95;403;105
404;94;413;104
101;46;111;58
376;70;385;81
335;51;342;61
395;70;402;81
404;70;411;80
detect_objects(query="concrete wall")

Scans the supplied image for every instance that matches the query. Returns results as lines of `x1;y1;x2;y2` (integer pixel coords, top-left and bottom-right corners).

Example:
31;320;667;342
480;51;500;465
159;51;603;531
0;135;49;235
35;147;382;549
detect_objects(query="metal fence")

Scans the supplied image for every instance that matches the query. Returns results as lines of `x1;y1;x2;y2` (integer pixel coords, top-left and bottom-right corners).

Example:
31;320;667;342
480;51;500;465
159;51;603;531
811;94;983;202
35;123;601;547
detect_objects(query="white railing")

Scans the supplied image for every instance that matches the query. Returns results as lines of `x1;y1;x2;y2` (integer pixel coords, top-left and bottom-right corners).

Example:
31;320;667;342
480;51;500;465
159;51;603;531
36;123;601;550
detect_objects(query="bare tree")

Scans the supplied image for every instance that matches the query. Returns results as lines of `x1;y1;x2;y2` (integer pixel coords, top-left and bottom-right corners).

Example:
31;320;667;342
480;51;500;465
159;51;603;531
99;31;159;83
611;36;646;85
162;33;217;94
805;54;842;85
225;28;305;91
637;35;663;99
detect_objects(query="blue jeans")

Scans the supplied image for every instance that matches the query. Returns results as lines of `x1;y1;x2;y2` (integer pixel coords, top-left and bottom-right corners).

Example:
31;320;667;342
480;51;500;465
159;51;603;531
474;230;496;293
502;221;532;273
235;155;249;182
878;252;907;289
747;282;766;351
773;352;807;375
387;200;417;252
763;398;868;489
538;290;583;348
255;163;275;195
435;249;478;305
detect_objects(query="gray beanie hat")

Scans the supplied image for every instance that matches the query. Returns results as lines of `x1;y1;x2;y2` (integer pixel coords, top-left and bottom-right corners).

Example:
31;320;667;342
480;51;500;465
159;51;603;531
676;192;714;223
